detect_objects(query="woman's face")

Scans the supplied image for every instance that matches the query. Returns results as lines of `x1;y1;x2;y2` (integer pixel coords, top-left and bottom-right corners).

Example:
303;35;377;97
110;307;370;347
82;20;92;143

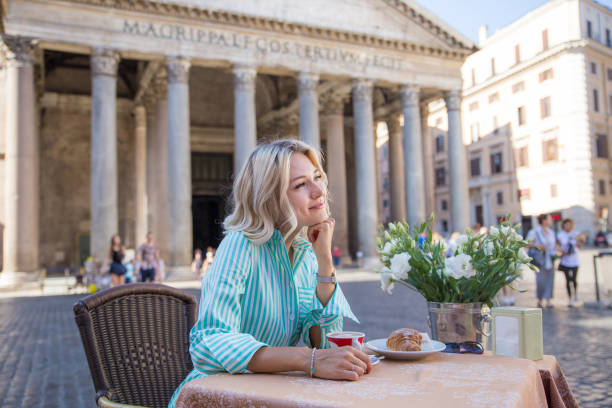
542;215;552;228
286;152;327;228
113;235;121;245
563;221;573;232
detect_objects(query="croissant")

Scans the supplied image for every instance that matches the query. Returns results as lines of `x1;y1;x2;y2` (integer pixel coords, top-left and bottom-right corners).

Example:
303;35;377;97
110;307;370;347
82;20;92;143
386;328;423;351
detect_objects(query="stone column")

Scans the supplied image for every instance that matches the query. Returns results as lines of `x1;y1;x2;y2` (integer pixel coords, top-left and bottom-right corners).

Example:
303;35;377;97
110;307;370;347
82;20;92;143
445;90;470;233
385;113;406;222
0;36;39;285
298;72;320;150
143;93;157;245
233;64;257;176
322;92;350;264
133;104;147;247
151;73;170;261
400;85;426;228
352;80;380;268
166;57;193;273
90;48;119;263
420;103;435;218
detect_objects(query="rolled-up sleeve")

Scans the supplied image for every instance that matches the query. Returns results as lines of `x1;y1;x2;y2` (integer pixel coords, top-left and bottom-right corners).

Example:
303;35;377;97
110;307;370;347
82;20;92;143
189;232;268;374
297;252;359;348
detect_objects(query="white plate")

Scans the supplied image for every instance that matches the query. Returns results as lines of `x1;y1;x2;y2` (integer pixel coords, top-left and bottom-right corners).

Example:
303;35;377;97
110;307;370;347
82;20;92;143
365;337;446;360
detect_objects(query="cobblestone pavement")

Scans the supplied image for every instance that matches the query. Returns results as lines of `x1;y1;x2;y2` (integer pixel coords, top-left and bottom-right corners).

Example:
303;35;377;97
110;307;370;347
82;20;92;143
1;278;611;407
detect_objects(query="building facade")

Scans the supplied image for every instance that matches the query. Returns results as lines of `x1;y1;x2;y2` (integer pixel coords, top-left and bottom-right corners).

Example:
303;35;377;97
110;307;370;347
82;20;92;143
0;0;475;285
428;0;612;238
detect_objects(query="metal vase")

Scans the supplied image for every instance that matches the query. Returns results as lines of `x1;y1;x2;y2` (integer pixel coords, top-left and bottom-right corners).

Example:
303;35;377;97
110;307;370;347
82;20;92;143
427;302;492;347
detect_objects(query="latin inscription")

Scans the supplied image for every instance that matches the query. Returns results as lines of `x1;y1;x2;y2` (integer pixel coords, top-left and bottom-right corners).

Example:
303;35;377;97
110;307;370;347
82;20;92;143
123;20;407;71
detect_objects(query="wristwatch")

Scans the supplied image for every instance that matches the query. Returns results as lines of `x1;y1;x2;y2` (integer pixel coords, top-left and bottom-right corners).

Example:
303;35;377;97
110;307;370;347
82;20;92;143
317;268;336;283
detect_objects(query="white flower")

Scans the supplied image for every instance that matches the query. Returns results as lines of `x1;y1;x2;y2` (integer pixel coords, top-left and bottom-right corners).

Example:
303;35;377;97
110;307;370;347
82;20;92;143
444;253;476;279
501;225;511;236
484;241;494;256
456;234;469;246
382;241;393;254
511;229;523;241
380;268;394;294
390;252;411;280
489;226;499;238
518;247;530;262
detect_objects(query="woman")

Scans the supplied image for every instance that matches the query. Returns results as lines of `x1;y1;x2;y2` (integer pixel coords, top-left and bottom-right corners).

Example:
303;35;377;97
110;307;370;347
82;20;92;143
527;214;557;308
557;219;582;307
108;234;126;287
169;140;371;407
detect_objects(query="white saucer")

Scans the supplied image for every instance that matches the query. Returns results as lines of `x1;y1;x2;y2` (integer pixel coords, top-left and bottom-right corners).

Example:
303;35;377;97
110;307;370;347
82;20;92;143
365;337;446;360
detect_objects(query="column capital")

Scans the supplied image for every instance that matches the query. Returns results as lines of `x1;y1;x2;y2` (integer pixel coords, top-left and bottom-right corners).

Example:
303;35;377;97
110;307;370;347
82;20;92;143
166;57;191;84
320;92;347;115
352;79;373;102
400;85;420;108
0;35;38;67
385;113;403;134
444;89;462;111
233;64;257;91
297;71;319;92
91;48;119;77
152;70;168;99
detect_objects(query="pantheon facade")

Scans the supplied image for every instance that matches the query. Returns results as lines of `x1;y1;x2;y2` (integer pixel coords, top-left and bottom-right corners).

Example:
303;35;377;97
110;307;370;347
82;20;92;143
0;0;474;285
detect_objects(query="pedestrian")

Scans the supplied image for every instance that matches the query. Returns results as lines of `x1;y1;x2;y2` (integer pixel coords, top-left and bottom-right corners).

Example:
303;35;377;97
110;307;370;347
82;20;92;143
557;218;583;307
137;232;159;282
356;250;363;268
332;245;341;267
203;246;215;275
168;139;368;407
108;234;127;287
526;214;557;308
192;248;204;279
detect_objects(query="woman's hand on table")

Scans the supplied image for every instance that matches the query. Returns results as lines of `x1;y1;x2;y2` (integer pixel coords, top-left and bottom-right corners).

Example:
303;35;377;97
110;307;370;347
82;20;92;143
312;346;372;381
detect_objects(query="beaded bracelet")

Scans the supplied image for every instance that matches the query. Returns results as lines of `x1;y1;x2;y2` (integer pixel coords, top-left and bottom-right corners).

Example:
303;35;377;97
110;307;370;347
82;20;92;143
309;348;316;377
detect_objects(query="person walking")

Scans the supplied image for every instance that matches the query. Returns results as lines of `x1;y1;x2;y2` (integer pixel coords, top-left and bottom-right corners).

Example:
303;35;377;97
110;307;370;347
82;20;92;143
557;218;582;307
137;232;160;282
527;214;557;308
108;234;127;287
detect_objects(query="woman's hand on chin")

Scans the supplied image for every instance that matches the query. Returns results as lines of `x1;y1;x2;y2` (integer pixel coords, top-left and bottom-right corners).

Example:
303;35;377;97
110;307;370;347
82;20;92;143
311;346;372;381
307;218;335;269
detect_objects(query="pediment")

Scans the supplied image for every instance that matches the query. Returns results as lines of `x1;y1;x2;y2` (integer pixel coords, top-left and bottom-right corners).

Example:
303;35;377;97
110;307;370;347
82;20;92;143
156;0;475;52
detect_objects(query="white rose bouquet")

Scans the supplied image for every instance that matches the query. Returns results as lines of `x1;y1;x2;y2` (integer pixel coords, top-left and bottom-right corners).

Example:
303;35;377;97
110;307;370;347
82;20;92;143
377;216;536;307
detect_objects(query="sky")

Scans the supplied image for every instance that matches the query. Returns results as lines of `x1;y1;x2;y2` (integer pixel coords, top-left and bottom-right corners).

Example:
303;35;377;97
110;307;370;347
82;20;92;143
414;0;612;44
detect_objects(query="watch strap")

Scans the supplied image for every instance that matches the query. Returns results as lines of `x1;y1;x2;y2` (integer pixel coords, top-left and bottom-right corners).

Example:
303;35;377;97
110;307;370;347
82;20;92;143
317;269;336;283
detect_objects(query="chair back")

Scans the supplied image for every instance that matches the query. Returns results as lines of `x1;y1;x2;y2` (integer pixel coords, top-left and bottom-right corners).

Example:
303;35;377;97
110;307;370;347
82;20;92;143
73;283;197;408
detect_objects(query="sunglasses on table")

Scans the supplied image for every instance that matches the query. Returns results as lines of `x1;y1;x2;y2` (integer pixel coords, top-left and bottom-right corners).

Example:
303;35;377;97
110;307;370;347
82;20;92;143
442;341;484;354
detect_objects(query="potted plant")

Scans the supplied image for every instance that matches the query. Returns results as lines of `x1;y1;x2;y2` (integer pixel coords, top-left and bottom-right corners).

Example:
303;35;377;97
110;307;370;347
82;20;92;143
377;215;535;344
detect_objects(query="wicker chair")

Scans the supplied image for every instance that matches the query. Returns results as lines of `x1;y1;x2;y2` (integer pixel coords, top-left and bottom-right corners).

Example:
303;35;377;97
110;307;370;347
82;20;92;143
73;283;197;408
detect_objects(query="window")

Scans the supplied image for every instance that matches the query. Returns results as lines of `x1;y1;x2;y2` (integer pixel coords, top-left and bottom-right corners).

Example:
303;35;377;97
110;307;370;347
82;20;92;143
551;184;558;198
518;188;531;201
435;167;446;186
515;146;529;168
436;134;444;153
488;92;500;104
441;199;448;211
514;44;521;64
490;152;503;174
591;62;598;75
600;180;606;196
540;96;551;118
594;89;600;112
587;20;593;39
471;68;476;86
496;191;504;206
470;123;480;142
470;157;481;177
542;29;549;50
492;116;499;134
609;95;612;114
596;133;609;158
608;68;612;81
491;58;496;77
383;199;389;208
539;68;554;82
607;29;611;47
442;219;449;232
542;138;559;162
517;106;526;126
512;81;525;93
469;101;479;111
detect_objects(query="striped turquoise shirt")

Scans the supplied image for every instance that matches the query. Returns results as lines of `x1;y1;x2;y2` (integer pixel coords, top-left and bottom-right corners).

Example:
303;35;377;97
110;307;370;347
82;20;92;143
169;229;358;407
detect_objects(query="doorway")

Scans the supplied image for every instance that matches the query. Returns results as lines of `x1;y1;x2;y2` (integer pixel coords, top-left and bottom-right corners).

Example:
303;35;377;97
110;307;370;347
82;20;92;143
192;195;225;252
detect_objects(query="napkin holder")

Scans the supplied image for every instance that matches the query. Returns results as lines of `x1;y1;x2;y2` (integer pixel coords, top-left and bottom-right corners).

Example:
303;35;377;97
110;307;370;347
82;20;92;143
491;306;543;360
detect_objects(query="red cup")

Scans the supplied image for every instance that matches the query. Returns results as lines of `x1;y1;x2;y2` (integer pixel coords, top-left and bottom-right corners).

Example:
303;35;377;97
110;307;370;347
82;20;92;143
326;331;365;350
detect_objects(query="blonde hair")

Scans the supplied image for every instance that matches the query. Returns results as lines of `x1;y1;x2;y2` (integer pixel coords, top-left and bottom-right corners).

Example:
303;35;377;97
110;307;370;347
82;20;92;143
223;139;328;245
